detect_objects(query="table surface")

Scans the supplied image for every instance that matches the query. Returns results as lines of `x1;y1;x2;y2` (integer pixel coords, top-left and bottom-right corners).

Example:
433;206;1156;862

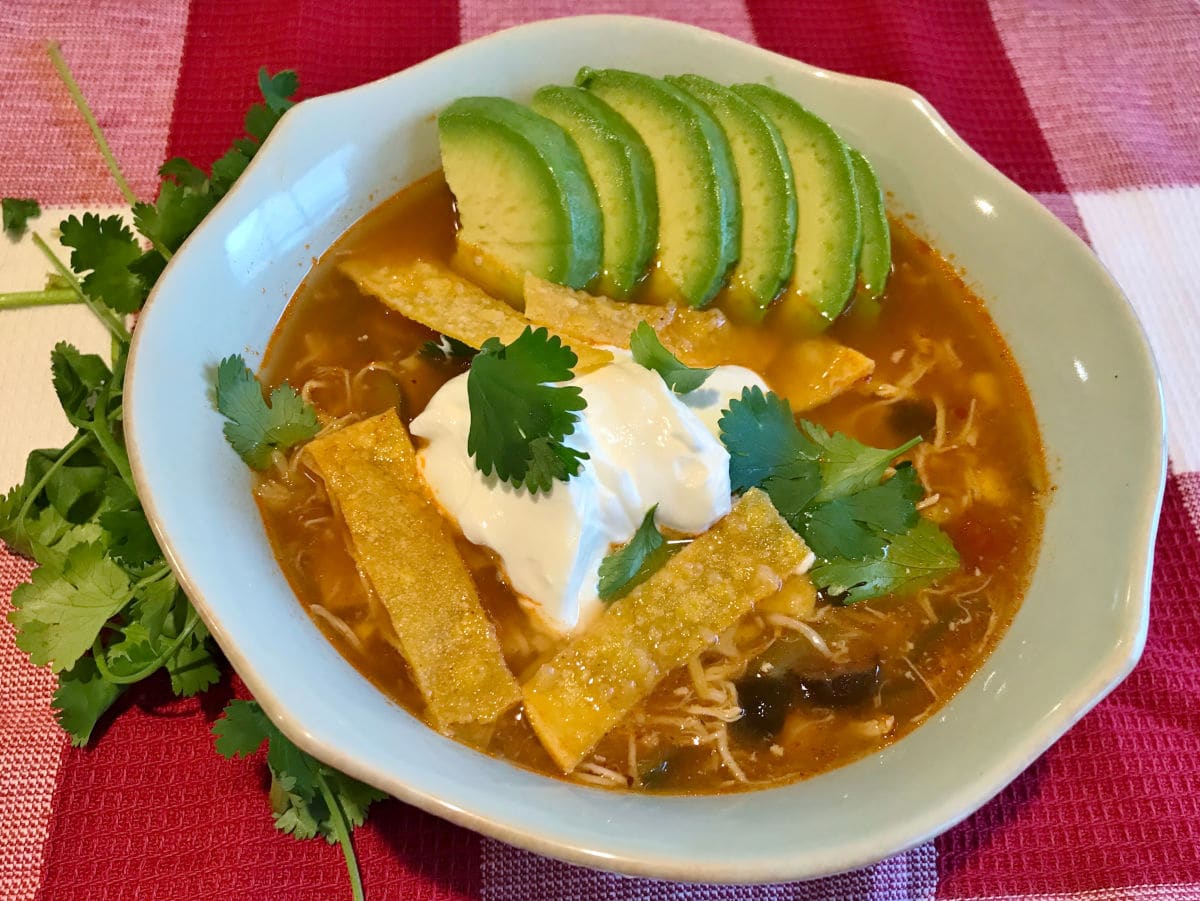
3;2;1199;900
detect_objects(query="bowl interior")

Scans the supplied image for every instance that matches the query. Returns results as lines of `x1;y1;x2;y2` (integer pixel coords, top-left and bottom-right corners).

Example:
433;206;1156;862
125;15;1165;883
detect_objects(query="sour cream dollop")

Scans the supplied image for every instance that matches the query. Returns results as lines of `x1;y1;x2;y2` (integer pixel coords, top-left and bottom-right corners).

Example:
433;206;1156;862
409;353;767;634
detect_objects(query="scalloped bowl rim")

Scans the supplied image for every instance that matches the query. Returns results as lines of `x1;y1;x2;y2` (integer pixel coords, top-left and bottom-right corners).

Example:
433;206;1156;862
125;15;1165;884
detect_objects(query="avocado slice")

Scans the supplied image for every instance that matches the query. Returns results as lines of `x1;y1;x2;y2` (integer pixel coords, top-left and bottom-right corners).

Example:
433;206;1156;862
734;84;861;329
848;147;891;301
577;67;740;308
532;86;657;300
670;74;796;321
438;96;603;295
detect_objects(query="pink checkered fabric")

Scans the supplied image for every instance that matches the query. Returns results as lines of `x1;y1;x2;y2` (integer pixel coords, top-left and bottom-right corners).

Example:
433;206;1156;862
2;1;1198;899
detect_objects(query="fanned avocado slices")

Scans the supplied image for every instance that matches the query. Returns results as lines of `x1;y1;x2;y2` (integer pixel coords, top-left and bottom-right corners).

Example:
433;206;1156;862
670;74;796;321
532;85;658;300
734;84;862;330
438;96;603;298
848;147;891;301
577;67;740;308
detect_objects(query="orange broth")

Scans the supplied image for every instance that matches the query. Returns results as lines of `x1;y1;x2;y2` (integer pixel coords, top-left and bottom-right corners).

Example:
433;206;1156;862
254;173;1046;792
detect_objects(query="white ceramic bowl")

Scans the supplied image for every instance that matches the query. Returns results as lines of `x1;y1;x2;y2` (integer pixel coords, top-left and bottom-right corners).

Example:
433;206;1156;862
125;15;1166;883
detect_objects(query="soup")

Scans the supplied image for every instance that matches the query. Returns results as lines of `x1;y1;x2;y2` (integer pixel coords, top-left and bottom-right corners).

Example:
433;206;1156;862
252;173;1046;793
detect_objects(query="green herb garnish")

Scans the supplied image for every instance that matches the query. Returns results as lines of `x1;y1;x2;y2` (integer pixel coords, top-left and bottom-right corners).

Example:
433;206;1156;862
2;197;40;237
629;321;714;394
802;463;922;560
466;326;588;494
58;213;148;314
802;420;922;503
718;386;958;603
597;505;669;600
718;385;821;511
0;45;374;901
214;700;385;901
216;355;320;470
811;519;960;604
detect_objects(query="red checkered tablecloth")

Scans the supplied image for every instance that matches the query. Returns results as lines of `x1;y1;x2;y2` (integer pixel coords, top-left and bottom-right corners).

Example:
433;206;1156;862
3;2;1199;899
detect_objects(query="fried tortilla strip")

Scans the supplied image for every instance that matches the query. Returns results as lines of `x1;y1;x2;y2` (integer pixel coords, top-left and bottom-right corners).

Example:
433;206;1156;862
523;274;673;346
767;335;875;412
341;259;611;371
522;274;873;407
306;410;520;728
523;488;813;772
523;273;729;365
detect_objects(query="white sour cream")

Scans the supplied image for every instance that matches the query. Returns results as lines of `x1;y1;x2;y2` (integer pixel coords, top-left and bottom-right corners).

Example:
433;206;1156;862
409;354;768;634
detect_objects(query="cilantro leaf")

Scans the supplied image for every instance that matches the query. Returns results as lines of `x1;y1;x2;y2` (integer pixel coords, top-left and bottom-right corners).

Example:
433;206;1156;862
9;540;131;671
466;327;588;494
598;505;669;600
524;436;590;495
760;468;821;524
158;157;208;189
3;197;40;236
53;656;124;747
213;698;272;758
98;507;161;567
214;699;387;844
210;147;252;194
58;213;146;314
132;179;216;255
244;68;300;143
50;342;111;427
127;574;178;645
22;445;111;523
25;516;103;574
811;518;960;604
216;354;320;470
260;68;300;114
629;321;714;394
718;386;820;494
0;482;31;552
802;464;923;560
166;618;221;696
803;421;922;503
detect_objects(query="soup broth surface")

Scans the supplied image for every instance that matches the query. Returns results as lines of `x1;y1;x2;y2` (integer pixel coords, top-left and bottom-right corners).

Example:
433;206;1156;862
256;174;1046;792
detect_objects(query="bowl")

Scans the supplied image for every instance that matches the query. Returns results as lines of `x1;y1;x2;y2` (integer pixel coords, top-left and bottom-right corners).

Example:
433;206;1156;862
124;15;1166;883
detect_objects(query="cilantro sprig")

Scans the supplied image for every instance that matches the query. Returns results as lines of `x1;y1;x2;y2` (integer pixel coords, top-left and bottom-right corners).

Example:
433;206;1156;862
466;326;589;494
214;700;385;901
629;321;713;394
0;45;375;900
597;505;670;601
216;355;320;469
718;386;958;603
0;55;299;739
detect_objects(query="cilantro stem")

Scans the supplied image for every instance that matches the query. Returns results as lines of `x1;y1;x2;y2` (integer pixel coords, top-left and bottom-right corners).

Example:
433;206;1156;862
31;233;130;344
45;42;138;209
0;288;79;310
91;604;197;685
315;769;366;901
87;362;135;492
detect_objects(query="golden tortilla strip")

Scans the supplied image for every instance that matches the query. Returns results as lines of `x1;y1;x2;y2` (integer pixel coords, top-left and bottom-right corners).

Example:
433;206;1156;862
522;489;812;772
523;274;674;347
523;274;739;368
340;258;611;372
306;410;520;728
768;336;875;412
